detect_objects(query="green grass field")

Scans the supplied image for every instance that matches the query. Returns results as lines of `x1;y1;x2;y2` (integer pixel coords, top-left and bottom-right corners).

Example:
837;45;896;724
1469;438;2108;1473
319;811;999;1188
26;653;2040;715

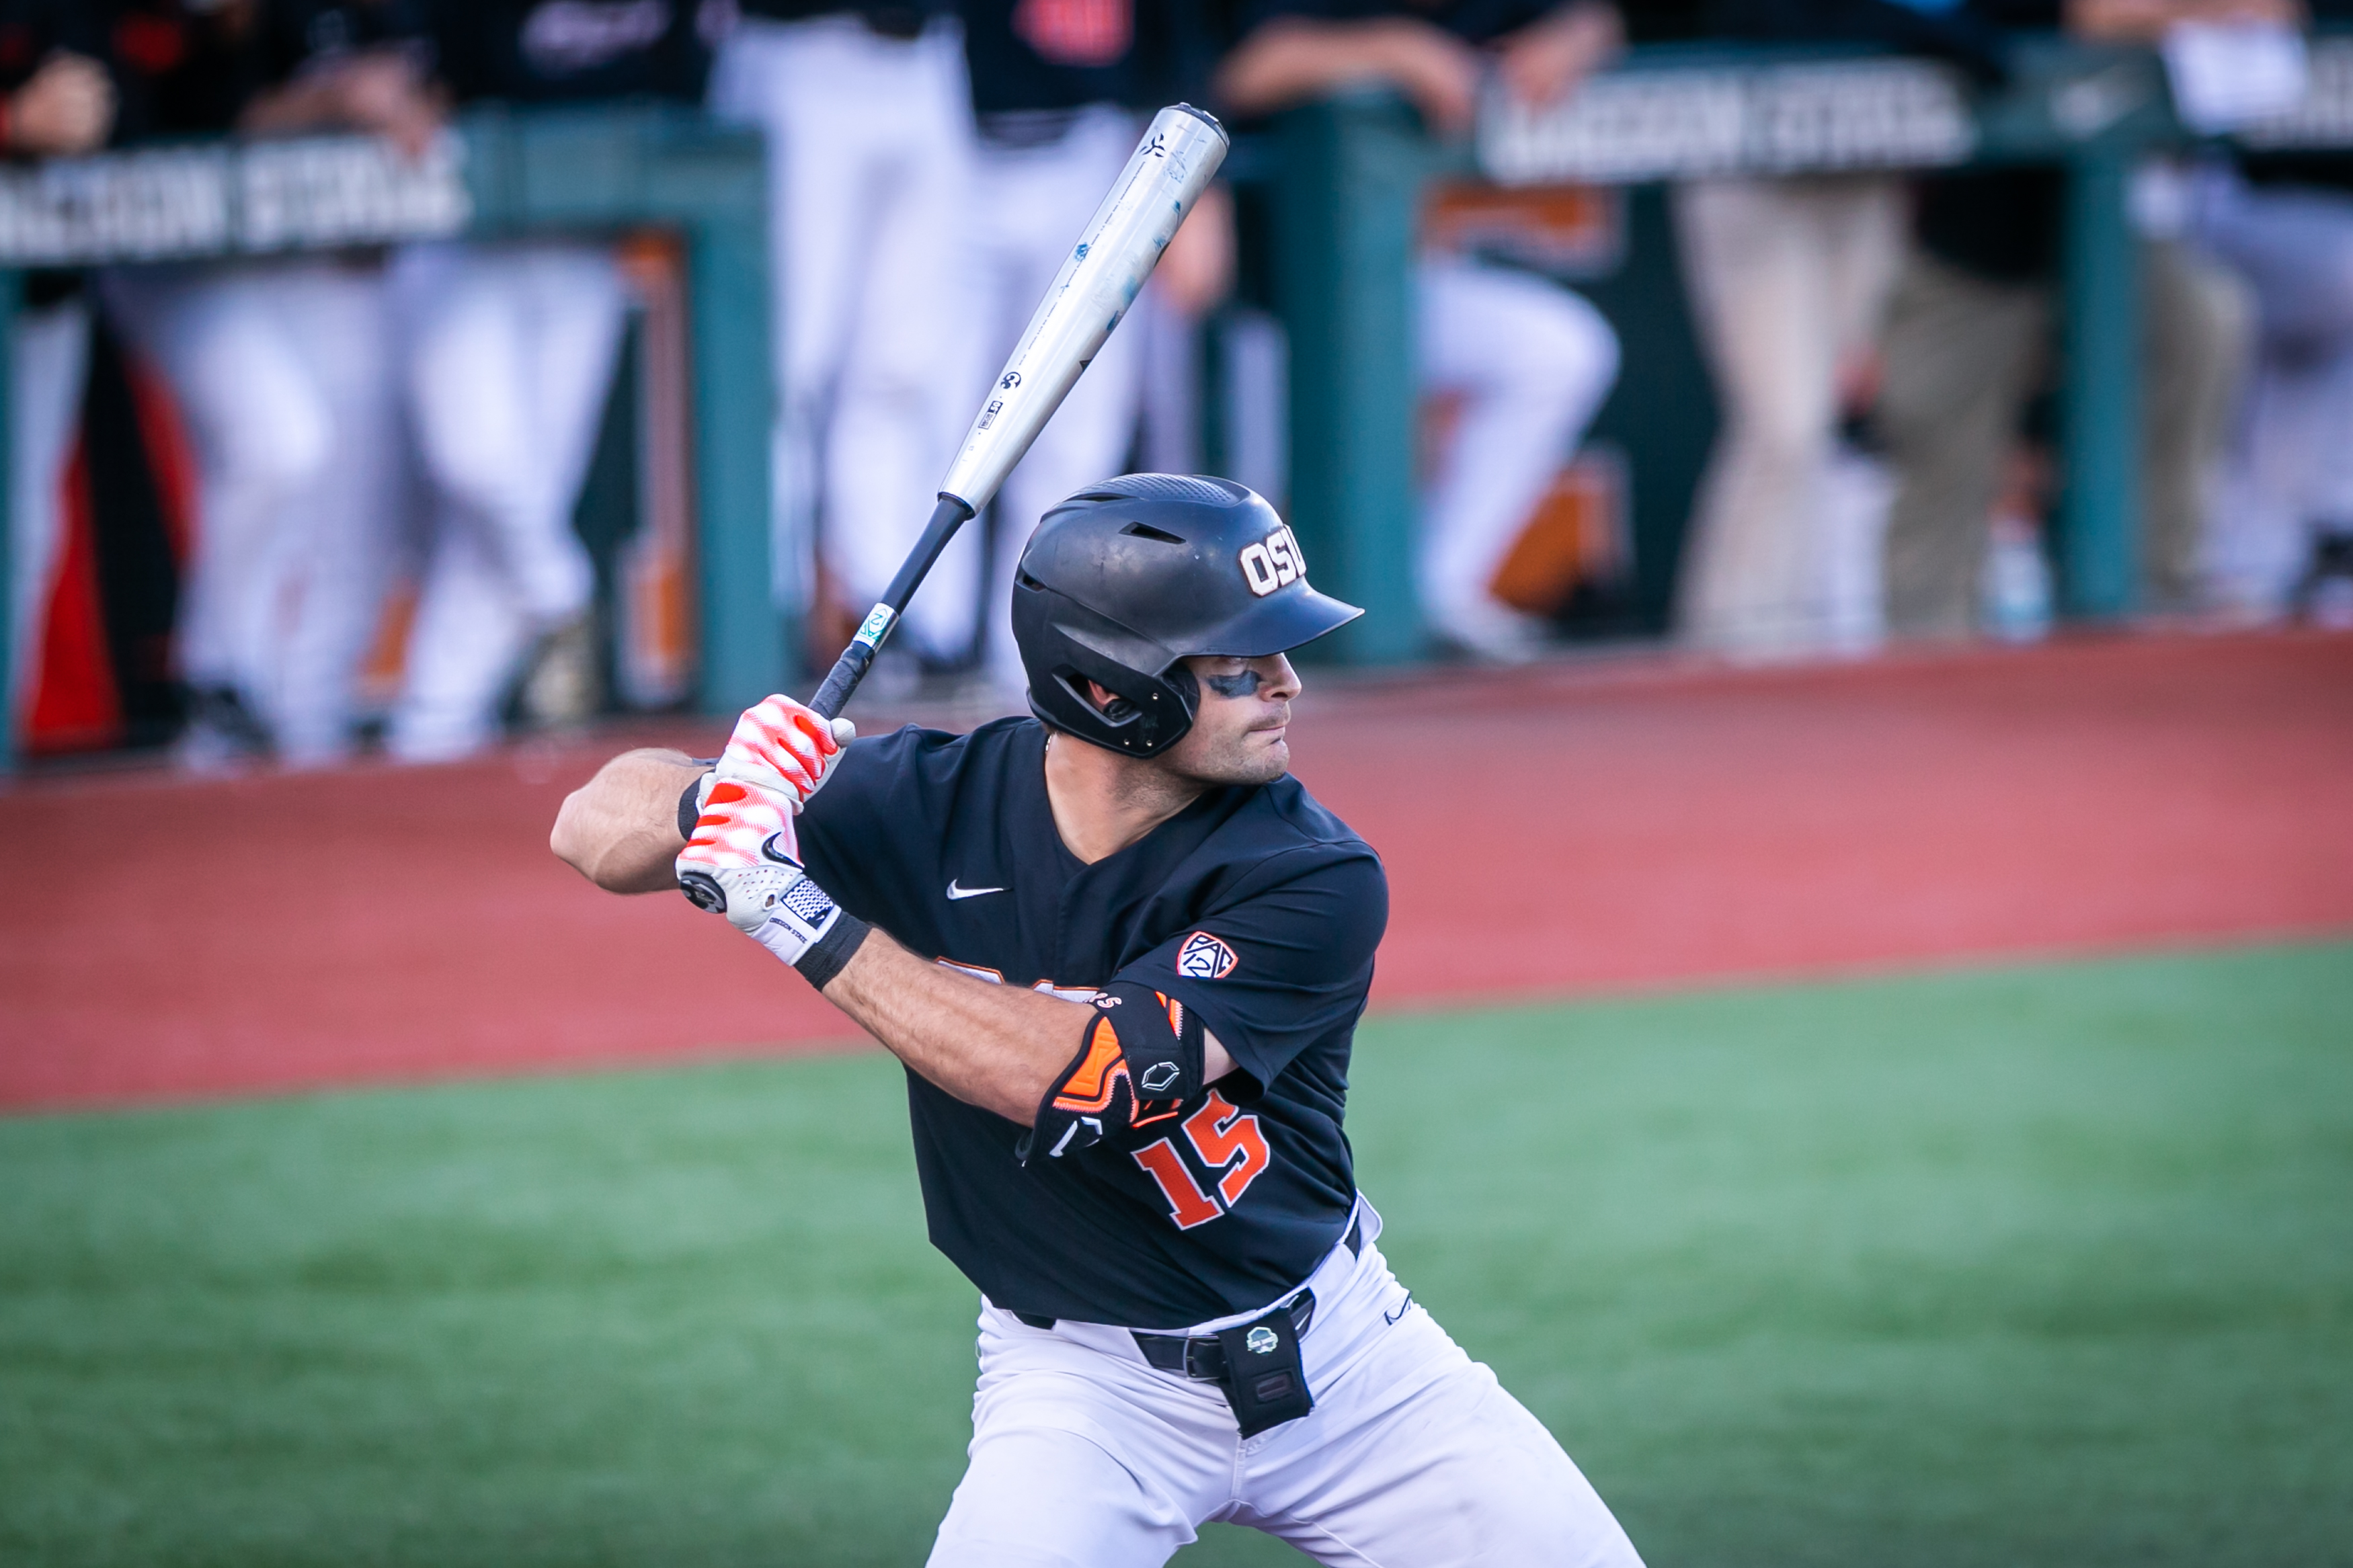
4;942;2350;1567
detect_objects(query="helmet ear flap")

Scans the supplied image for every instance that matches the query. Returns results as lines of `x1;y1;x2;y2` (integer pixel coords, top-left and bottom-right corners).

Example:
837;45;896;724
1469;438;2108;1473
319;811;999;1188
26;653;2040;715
1049;665;1131;724
1068;661;1199;727
1162;661;1200;720
1037;636;1197;756
1009;474;1355;757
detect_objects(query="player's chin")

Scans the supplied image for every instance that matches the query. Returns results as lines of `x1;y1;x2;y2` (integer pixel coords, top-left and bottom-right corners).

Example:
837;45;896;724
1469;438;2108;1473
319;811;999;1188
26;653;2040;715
1231;733;1290;784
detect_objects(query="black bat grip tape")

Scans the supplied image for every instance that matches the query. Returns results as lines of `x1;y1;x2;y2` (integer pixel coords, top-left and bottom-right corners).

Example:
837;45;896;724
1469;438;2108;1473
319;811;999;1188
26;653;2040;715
804;495;976;723
808;643;873;723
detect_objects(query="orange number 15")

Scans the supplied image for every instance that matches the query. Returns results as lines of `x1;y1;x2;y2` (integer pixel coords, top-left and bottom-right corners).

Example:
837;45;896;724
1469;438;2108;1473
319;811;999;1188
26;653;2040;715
1131;1090;1271;1229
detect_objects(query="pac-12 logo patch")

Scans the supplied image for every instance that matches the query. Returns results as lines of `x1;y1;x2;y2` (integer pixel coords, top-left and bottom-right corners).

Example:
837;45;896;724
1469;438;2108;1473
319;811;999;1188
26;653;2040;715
1176;931;1238;980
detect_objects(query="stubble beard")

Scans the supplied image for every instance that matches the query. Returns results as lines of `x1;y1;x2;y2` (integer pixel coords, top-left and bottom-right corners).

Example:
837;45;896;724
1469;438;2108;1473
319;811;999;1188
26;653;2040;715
1166;709;1291;788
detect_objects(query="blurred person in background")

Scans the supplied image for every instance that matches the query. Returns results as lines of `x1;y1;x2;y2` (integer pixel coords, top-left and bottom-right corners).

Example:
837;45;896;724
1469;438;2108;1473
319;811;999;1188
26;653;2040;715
383;0;708;763
103;0;442;768
1876;0;2251;640
2;3;114;743
1672;0;2005;660
706;0;982;673
2181;0;2353;624
1218;0;1624;662
958;0;1232;702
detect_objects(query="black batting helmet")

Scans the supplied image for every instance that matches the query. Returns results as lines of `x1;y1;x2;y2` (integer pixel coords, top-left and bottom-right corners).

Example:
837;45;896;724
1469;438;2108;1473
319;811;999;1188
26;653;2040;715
1011;474;1361;757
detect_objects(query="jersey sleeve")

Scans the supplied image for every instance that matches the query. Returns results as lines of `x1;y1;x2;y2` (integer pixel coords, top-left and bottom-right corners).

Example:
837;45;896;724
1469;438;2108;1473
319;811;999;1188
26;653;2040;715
792;728;913;919
1115;845;1387;1095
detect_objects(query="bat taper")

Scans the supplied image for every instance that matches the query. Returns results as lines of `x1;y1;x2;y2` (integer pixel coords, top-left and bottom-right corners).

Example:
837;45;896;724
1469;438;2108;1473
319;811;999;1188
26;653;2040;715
806;104;1230;722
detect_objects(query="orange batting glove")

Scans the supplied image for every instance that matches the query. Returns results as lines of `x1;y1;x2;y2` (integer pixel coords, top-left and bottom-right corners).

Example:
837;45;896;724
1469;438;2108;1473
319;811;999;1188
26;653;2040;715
715;693;856;811
676;777;867;987
677;775;801;928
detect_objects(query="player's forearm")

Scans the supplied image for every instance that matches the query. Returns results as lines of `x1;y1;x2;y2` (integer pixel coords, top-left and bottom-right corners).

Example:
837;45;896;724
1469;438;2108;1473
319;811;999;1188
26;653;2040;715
1215;19;1428;116
239;77;342;136
2064;0;2292;39
551;748;705;894
817;933;1240;1122
822;932;1091;1122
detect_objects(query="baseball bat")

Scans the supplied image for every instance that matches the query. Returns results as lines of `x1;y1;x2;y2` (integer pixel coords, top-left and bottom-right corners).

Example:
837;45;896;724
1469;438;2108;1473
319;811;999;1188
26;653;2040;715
806;103;1230;721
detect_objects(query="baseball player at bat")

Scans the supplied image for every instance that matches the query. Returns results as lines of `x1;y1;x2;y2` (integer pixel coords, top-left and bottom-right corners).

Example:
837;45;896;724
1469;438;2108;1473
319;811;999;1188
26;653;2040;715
552;474;1645;1564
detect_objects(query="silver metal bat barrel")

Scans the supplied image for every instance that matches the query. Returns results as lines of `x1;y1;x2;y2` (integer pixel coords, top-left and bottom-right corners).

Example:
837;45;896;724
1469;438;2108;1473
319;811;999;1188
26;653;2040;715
939;103;1231;512
807;104;1230;722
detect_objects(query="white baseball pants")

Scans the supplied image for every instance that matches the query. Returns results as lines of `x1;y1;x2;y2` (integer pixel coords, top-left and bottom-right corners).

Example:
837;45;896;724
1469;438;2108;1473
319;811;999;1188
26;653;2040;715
709;15;981;658
1418;257;1620;629
1671;175;1905;659
965;106;1147;693
929;1204;1644;1567
104;259;398;764
252;263;401;766
388;240;626;762
2190;167;2353;611
7;296;89;737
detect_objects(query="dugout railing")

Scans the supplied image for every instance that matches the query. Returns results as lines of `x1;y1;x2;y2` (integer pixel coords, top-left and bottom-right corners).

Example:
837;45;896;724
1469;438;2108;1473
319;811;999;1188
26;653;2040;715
0;105;773;772
7;44;2353;768
1256;32;2353;663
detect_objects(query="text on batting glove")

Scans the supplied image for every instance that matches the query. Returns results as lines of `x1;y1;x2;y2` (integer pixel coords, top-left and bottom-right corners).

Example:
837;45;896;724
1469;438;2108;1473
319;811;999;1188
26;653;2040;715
676;778;869;986
716;694;856;811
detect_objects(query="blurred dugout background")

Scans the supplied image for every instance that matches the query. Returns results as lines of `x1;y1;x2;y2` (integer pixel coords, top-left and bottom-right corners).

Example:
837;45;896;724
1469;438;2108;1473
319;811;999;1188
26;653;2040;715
10;0;2353;771
4;6;2353;1566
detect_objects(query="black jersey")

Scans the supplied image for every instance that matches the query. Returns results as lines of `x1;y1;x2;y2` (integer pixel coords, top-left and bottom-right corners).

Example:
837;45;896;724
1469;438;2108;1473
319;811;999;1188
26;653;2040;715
961;0;1207;120
0;0;105;95
258;0;436;87
795;716;1388;1330
104;0;434;142
104;1;257;140
1235;0;1557;48
432;0;711;104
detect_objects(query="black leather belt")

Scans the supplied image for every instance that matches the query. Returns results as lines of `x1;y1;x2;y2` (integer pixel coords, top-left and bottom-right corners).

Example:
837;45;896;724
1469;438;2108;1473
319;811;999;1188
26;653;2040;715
856;5;926;36
1135;1288;1314;1382
738;0;932;33
1007;1212;1363;1369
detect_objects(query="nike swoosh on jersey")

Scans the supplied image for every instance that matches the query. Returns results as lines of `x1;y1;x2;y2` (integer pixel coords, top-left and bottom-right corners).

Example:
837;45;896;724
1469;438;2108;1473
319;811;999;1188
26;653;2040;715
946;880;1006;900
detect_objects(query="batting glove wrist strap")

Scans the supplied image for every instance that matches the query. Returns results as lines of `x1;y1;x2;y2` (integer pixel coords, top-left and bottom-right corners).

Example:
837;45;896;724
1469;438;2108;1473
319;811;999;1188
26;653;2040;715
676;777;869;991
1018;983;1205;1165
680;845;869;987
676;767;717;842
791;907;870;991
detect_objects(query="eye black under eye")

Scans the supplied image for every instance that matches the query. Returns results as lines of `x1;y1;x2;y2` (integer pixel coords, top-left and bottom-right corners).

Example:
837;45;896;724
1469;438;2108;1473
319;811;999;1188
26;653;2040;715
1201;670;1263;699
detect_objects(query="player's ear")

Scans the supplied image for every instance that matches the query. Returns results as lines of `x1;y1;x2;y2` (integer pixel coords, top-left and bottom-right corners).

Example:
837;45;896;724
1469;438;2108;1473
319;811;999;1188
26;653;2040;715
1082;678;1142;723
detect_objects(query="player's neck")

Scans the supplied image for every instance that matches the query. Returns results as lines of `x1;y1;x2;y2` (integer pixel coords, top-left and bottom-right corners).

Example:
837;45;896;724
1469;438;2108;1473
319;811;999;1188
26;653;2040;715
1041;730;1205;865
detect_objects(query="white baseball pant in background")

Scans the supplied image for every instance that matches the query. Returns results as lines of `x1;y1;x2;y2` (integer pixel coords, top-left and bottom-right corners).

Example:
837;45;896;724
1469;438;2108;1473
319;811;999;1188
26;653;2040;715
1418;255;1620;652
1671;175;1905;659
388;239;626;762
709;14;982;660
104;259;395;764
965;105;1148;696
2190;167;2353;612
7;297;89;739
245;262;399;767
928;1201;1645;1567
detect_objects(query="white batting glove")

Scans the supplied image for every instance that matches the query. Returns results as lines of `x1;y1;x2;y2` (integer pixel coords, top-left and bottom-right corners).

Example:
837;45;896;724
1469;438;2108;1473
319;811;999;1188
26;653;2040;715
676;778;866;981
714;694;856;813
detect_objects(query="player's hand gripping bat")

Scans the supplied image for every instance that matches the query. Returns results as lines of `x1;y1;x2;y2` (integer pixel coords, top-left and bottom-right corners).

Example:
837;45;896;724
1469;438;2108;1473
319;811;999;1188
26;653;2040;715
804;104;1230;722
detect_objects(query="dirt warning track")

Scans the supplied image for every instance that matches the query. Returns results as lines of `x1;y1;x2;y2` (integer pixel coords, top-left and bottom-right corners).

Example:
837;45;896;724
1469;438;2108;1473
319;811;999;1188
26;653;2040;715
3;631;2348;1111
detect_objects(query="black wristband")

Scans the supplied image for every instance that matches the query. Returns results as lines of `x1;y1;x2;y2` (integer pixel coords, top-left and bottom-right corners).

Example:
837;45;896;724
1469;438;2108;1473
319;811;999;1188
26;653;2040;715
677;768;715;841
793;910;871;991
